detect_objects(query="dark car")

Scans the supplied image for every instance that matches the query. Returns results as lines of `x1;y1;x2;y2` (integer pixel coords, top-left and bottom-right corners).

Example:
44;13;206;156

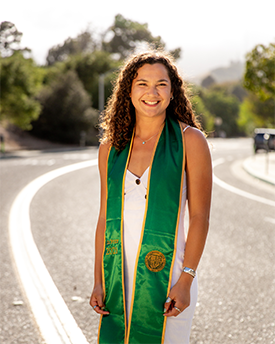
254;128;275;153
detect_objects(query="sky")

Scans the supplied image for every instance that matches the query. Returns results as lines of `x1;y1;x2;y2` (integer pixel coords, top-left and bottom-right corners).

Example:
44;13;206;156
2;0;275;79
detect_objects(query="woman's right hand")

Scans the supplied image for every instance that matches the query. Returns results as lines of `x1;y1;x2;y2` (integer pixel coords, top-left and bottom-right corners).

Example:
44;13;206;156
90;284;110;315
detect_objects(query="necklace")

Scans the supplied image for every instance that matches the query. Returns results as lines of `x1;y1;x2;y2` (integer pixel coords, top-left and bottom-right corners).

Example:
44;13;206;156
136;132;158;145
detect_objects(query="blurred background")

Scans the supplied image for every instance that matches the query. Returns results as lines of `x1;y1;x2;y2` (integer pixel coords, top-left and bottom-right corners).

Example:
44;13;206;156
1;0;274;148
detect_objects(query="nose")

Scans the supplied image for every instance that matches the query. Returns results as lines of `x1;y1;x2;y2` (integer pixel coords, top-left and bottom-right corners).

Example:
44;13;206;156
147;85;159;97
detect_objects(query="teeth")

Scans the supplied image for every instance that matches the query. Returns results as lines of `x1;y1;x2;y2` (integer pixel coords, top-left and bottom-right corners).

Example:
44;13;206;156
144;101;158;105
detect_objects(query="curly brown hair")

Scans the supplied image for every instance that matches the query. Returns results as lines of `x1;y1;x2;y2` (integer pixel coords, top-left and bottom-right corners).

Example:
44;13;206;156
100;50;202;150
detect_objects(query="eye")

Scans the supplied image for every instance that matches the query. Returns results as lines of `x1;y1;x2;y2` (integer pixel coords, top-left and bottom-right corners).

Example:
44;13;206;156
138;83;147;86
158;83;168;87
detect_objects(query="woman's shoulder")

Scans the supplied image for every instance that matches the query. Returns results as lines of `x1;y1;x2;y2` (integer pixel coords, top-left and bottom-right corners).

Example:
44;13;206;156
179;123;210;160
98;142;112;170
180;122;205;140
99;141;112;154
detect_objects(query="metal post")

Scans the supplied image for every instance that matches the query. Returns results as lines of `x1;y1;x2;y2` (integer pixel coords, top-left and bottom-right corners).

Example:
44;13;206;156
80;131;86;147
264;133;270;175
99;74;105;114
0;134;5;154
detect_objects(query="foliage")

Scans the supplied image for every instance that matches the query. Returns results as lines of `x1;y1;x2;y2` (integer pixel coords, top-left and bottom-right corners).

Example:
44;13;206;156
230;83;248;102
194;82;249;136
169;48;181;60
201;89;240;136
243;42;275;101
64;50;120;109
238;98;263;136
102;14;181;60
243;42;275;128
0;21;30;58
31;71;98;144
102;14;162;59
6;18;271;144
251;96;274;127
46;30;97;65
41;61;67;85
191;94;215;133
210;81;248;102
0;52;43;129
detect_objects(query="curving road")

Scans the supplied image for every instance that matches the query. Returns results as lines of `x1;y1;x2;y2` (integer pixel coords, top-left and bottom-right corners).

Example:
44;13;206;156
1;140;274;344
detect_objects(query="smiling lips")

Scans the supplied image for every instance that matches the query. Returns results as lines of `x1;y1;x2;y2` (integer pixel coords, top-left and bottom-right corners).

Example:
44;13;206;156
142;100;160;105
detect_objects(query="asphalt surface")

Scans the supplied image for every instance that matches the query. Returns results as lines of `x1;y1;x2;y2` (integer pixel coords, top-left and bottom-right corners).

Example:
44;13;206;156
192;139;275;344
0;148;98;344
1;139;274;344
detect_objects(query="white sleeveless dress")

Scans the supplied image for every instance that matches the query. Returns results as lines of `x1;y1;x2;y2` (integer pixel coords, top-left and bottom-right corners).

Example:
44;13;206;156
123;127;198;344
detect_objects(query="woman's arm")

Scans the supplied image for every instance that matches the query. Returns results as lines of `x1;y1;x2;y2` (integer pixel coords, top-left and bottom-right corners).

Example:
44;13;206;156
90;143;111;315
164;127;212;317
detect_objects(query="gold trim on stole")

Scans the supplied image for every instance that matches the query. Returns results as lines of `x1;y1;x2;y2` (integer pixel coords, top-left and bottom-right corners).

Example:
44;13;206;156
97;145;112;344
103;146;113;299
161;123;186;343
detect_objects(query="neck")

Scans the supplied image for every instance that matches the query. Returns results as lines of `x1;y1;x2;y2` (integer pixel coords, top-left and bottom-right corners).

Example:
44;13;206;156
135;116;166;139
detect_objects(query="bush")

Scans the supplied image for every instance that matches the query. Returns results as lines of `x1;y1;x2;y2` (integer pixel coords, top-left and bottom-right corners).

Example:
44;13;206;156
31;71;98;144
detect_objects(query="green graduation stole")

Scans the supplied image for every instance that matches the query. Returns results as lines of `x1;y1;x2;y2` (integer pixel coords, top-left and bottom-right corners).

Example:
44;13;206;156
98;117;185;344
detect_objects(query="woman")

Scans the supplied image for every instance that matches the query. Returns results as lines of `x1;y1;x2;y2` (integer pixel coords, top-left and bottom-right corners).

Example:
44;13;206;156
90;50;212;344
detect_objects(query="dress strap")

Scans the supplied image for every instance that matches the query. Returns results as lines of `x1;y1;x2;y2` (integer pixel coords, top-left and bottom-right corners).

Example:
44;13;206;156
183;125;190;132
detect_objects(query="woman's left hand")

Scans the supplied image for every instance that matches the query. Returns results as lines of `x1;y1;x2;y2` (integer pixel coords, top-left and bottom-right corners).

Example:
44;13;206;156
163;277;192;317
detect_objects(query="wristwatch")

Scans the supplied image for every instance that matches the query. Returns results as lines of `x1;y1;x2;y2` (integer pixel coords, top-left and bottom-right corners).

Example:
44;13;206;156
182;267;196;278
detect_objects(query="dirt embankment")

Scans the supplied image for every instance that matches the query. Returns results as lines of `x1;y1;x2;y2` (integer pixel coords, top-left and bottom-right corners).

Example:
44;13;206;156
0;125;73;151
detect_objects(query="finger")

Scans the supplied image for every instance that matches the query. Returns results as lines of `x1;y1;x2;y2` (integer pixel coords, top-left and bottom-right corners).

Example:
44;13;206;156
164;305;182;317
90;297;110;315
163;296;173;313
91;301;109;315
164;308;179;317
96;295;105;309
174;306;182;314
93;305;110;315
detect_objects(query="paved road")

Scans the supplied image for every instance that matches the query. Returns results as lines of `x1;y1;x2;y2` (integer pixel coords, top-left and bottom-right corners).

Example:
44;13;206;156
192;139;275;344
1;139;274;344
0;148;99;344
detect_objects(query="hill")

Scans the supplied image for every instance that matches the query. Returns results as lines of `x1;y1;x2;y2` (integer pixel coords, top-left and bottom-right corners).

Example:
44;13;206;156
190;61;245;85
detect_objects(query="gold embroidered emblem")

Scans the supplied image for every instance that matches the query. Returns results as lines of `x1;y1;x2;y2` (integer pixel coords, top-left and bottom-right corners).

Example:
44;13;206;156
145;251;166;272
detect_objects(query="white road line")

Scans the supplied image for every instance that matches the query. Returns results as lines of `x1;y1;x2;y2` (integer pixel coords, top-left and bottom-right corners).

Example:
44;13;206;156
9;159;98;344
213;158;275;207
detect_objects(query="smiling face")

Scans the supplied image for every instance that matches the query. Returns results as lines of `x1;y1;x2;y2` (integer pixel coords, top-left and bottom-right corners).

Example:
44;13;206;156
130;63;172;121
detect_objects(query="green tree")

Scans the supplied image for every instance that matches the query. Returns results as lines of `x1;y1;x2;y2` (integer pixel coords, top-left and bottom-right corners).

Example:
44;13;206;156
192;94;215;134
202;90;240;136
31;71;98;144
0;21;30;57
64;50;120;109
251;95;274;127
244;42;275;101
210;81;248;102
0;52;43;129
41;61;67;86
46;30;97;65
238;93;275;134
102;14;181;60
243;42;275;127
238;96;264;136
